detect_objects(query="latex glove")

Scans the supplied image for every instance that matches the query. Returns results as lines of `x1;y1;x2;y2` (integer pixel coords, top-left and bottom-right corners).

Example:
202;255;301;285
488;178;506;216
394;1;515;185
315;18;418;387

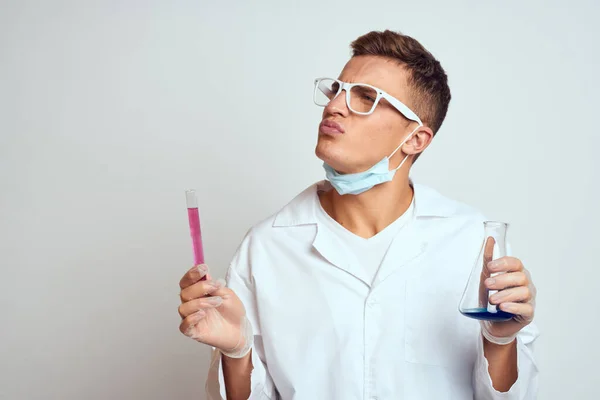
481;256;537;345
178;264;253;358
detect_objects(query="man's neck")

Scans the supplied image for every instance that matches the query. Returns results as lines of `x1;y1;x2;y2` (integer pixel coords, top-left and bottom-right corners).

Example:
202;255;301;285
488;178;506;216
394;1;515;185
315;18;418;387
318;175;414;239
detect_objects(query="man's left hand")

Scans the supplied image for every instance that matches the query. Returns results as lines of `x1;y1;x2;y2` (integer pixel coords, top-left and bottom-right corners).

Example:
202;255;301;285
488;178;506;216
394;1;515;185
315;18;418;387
483;256;537;341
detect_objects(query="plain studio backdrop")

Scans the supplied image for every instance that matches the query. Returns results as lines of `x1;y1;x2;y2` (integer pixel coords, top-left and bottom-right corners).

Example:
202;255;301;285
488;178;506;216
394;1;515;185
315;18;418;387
1;1;598;399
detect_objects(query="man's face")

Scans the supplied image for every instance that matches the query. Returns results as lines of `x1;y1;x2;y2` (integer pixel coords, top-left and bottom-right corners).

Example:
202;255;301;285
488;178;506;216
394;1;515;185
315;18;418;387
315;55;417;174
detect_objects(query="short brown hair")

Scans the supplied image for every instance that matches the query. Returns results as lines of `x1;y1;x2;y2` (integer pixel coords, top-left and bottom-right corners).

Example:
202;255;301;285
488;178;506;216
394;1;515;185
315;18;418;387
351;30;451;161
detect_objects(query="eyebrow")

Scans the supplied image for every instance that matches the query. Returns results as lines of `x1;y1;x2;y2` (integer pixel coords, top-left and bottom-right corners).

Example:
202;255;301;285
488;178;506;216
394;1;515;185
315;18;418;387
338;78;382;91
352;85;376;95
337;78;401;100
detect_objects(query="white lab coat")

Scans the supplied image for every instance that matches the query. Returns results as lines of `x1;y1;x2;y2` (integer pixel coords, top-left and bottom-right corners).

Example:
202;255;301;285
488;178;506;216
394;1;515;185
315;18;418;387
206;181;539;400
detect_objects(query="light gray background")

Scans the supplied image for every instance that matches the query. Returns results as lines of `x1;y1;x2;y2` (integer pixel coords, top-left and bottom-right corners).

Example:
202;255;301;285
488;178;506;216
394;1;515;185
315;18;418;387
1;1;598;399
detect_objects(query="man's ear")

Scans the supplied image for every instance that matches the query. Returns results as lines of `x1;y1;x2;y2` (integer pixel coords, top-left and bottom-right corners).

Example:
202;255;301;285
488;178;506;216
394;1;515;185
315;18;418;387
403;125;434;156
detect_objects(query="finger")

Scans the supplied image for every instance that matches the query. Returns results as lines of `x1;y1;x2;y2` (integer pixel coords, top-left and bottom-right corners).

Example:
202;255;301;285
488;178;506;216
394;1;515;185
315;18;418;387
180;278;225;302
478;237;495;306
178;296;223;319
485;271;528;290
203;278;231;298
179;310;206;337
489;286;532;305
499;302;535;319
483;236;495;268
179;264;209;289
487;257;524;273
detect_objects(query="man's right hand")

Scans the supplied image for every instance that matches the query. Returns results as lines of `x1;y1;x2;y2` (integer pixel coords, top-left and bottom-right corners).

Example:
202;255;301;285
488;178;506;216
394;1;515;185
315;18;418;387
178;264;248;353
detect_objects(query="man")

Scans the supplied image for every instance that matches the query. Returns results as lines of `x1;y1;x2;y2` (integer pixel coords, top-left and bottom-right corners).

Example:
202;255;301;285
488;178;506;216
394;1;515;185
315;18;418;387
178;30;538;399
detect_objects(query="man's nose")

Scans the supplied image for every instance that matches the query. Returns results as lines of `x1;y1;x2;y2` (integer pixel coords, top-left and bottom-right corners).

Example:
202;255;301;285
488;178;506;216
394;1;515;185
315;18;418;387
324;90;349;117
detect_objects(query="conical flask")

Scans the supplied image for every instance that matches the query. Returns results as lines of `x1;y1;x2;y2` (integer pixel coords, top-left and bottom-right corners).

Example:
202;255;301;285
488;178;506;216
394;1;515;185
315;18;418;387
459;221;515;321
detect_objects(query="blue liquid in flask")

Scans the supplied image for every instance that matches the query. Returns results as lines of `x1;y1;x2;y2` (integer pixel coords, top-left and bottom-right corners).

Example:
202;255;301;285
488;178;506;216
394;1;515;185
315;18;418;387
460;308;514;322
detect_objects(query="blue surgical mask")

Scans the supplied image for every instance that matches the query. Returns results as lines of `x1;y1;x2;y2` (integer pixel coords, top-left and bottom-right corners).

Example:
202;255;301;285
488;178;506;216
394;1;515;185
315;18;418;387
323;125;421;195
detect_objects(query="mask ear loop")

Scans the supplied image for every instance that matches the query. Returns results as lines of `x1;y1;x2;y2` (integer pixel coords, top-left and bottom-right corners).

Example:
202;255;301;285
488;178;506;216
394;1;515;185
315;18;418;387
388;124;422;171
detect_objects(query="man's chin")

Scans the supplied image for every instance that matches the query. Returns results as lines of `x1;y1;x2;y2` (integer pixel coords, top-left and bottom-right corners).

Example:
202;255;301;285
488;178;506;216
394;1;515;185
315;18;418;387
315;142;368;173
314;144;337;167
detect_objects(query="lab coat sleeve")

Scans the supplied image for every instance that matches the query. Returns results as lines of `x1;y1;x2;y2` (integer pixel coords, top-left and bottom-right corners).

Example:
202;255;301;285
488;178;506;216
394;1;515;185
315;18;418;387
473;322;540;399
205;232;277;400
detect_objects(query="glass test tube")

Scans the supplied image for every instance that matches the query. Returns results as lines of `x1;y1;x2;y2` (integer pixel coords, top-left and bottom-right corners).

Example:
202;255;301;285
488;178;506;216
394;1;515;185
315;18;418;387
186;189;205;267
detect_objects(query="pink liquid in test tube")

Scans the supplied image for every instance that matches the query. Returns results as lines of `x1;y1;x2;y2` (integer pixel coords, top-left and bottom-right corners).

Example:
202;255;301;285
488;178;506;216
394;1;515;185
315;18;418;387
186;190;205;276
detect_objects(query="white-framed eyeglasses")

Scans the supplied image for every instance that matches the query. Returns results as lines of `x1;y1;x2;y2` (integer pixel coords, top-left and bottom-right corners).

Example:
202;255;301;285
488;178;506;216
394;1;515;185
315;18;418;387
313;77;422;125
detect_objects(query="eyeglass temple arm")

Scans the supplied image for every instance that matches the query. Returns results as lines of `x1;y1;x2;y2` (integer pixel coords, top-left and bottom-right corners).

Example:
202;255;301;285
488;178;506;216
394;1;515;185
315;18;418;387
382;93;422;125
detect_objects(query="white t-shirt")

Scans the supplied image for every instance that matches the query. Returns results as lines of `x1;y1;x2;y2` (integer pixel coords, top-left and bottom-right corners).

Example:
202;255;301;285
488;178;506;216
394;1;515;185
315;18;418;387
315;196;415;284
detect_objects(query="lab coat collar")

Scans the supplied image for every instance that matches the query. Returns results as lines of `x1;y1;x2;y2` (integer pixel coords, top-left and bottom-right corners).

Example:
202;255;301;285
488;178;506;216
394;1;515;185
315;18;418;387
273;179;456;228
